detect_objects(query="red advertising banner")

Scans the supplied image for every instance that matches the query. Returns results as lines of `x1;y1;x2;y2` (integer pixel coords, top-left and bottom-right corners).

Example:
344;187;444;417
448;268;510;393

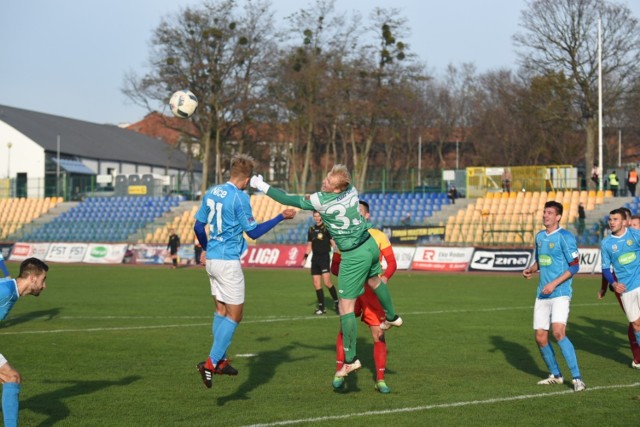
241;244;306;268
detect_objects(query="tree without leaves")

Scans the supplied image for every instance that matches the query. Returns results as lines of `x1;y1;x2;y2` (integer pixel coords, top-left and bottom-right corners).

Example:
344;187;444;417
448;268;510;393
122;0;276;195
270;0;360;193
513;0;640;186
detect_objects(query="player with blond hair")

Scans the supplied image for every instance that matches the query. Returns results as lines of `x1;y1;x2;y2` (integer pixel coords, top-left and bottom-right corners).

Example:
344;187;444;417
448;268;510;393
194;154;296;388
331;200;397;393
250;165;402;379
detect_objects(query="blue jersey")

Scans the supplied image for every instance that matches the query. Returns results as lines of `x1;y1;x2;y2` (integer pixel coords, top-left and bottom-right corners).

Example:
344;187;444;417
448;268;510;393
0;278;19;321
534;227;579;299
601;227;640;293
195;182;258;260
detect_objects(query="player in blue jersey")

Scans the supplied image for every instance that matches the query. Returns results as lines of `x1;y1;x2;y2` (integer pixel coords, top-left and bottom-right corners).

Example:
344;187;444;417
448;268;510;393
0;257;48;427
193;154;296;388
601;208;640;368
598;207;640;367
0;252;9;278
522;201;585;392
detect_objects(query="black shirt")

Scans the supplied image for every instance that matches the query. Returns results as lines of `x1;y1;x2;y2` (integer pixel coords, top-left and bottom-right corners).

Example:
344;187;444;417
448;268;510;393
307;223;332;256
167;234;181;251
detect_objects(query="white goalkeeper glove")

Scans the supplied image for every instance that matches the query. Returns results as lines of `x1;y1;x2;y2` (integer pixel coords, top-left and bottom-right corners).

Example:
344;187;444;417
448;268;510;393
250;174;270;193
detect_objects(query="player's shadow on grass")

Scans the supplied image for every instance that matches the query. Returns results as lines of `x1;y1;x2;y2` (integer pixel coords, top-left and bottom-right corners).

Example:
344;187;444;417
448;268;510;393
0;308;61;329
489;335;547;378
216;344;312;406
570;316;633;365
21;375;141;427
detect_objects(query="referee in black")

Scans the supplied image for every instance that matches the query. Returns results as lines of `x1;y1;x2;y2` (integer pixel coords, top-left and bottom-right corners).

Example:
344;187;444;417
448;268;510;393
303;211;339;314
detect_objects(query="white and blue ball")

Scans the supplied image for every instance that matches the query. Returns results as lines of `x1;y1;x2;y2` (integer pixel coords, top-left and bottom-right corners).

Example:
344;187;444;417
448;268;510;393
169;89;198;119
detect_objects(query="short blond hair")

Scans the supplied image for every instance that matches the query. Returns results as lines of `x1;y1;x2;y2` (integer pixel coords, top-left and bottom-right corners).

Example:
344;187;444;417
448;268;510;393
230;154;256;180
329;164;351;192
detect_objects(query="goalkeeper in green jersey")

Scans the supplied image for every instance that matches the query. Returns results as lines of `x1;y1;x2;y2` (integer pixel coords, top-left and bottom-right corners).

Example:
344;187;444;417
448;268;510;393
250;164;402;378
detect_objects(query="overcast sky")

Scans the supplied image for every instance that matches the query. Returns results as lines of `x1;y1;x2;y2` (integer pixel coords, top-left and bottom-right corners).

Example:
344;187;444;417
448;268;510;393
1;0;638;125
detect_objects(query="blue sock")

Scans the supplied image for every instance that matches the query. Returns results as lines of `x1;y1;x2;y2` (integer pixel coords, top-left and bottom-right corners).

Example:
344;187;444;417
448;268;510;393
539;344;561;377
2;382;20;427
558;337;581;379
209;316;238;365
212;313;227;360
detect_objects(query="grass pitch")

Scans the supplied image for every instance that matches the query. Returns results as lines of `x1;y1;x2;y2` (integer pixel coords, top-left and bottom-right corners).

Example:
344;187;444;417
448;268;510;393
1;263;639;426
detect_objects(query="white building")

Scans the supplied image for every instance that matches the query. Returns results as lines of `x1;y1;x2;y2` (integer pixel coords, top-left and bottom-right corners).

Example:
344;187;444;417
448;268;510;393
0;105;201;199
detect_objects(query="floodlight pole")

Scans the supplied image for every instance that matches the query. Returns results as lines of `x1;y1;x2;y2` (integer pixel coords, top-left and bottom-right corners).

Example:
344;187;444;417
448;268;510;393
598;18;603;192
6;142;11;179
618;129;622;168
56;135;61;197
418;135;422;186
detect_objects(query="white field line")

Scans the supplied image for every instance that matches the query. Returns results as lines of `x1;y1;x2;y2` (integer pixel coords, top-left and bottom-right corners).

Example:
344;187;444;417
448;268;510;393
0;302;618;336
242;382;640;427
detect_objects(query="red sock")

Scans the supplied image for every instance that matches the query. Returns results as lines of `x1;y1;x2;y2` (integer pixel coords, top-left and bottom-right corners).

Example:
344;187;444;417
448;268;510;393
373;341;387;381
205;357;215;370
336;331;345;372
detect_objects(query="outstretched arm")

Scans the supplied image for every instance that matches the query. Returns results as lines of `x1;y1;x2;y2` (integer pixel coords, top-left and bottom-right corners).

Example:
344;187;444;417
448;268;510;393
250;175;311;210
246;208;297;240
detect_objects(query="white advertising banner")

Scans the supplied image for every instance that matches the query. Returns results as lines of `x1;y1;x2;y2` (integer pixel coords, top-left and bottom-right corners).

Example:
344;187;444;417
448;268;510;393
577;248;600;274
411;246;475;271
469;249;533;272
45;243;88;263
83;244;128;264
9;242;51;262
392;246;416;270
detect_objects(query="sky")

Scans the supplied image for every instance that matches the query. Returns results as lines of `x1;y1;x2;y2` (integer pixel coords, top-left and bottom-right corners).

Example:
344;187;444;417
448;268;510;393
1;0;639;126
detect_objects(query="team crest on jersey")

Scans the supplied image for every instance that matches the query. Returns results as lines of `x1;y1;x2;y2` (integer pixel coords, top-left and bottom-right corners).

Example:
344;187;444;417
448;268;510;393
318;232;324;240
628;240;634;246
612;244;618;252
549;243;555;249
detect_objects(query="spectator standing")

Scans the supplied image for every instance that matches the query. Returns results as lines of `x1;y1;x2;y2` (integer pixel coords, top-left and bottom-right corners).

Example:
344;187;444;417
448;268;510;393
577;203;586;236
609;171;619;197
627;169;638;197
501;168;512;194
591;163;601;188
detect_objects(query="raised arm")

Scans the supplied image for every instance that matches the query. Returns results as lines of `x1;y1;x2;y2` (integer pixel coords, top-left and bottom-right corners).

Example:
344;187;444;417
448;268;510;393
250;175;312;210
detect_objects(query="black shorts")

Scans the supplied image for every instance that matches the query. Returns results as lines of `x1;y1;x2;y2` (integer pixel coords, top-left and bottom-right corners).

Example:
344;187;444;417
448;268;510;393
310;253;331;275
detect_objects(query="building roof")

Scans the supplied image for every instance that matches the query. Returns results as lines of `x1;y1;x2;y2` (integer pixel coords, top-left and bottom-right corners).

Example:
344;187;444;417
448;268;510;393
0;104;201;171
127;112;200;146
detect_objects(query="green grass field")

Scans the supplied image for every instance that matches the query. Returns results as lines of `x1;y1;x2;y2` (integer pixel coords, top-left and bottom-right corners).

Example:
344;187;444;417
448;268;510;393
1;264;639;426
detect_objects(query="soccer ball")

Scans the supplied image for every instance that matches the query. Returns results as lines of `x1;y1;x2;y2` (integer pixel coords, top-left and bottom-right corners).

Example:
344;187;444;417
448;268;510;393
169;89;198;119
